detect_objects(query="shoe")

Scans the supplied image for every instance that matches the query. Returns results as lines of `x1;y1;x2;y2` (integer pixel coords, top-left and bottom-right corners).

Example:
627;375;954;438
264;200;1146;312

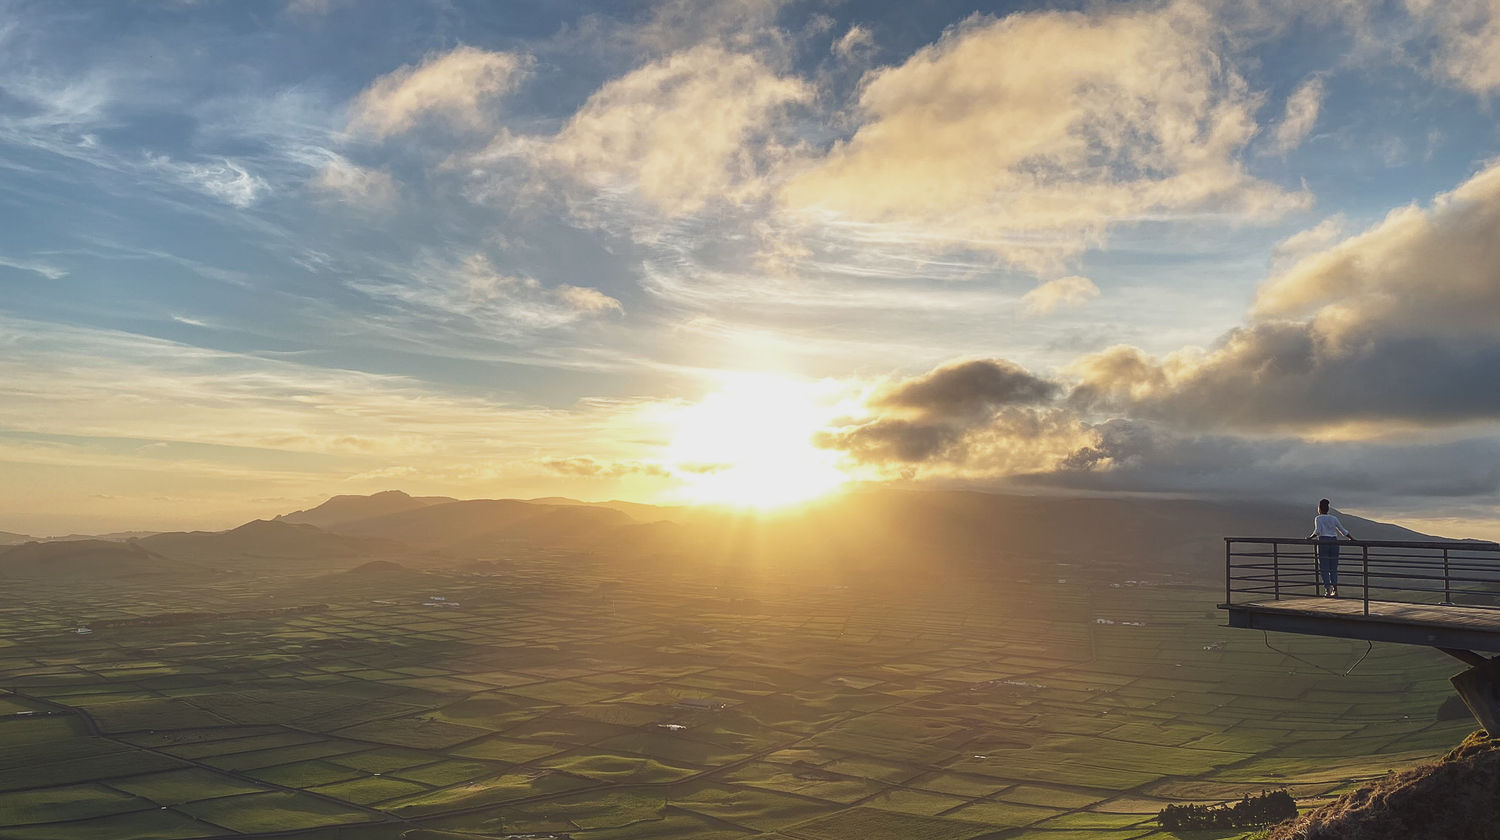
1330;588;1338;598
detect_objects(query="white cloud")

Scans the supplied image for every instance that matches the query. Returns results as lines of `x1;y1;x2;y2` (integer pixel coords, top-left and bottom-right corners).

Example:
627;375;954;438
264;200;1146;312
1270;75;1324;153
1270;214;1344;271
308;156;397;207
781;2;1310;270
352;253;623;332
536;44;810;216
0;255;66;281
1022;276;1101;316
351;46;528;138
1406;0;1500;94
147;155;268;207
832;25;875;60
556;284;625;315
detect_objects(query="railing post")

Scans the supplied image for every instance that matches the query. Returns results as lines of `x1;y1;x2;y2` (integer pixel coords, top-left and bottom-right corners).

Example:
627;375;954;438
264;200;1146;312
1444;547;1452;606
1272;542;1280;600
1312;541;1319;596
1362;544;1369;616
1224;540;1232;605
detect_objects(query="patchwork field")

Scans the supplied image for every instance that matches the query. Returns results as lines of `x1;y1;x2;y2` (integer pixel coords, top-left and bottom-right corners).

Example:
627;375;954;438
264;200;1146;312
0;550;1473;839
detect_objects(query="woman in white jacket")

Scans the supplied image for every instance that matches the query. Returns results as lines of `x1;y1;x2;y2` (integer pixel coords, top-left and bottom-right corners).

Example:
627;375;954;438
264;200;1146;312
1309;498;1354;597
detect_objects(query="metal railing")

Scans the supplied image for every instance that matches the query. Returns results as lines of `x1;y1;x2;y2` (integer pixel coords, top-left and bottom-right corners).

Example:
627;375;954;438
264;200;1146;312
1224;537;1500;616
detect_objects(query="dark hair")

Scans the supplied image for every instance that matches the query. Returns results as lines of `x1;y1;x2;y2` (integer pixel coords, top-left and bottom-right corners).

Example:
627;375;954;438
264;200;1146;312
1318;499;1330;514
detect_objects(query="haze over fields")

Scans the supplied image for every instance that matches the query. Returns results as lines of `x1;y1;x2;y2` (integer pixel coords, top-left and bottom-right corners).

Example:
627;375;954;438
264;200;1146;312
0;490;1491;838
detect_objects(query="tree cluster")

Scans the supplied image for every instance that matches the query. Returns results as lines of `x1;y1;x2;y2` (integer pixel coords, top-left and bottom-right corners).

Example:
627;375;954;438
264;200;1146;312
1157;789;1297;830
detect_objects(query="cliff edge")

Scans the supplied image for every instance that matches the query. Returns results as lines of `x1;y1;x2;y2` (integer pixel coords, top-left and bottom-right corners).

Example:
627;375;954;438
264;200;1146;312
1268;732;1500;840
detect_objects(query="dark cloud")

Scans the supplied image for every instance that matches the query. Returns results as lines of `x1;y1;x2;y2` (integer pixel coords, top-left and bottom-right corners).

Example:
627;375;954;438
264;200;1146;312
819;418;966;463
1072;328;1500;431
1032;419;1500;499
822;359;1066;466
1073;162;1500;432
876;358;1058;419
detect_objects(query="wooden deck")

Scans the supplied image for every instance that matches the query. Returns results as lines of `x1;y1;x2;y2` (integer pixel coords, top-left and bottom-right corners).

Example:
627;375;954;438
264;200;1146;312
1222;597;1500;652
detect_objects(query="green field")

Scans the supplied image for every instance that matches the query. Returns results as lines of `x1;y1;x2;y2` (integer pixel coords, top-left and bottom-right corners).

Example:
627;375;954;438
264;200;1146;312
0;549;1474;838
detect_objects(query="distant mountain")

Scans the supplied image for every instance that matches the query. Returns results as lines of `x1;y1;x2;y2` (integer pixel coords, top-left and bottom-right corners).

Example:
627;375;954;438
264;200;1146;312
138;519;409;566
324;498;633;554
275;490;456;529
525;497;687;523
0;531;33;546
0;540;187;578
40;531;159;543
236;487;1458;584
598;489;1447;584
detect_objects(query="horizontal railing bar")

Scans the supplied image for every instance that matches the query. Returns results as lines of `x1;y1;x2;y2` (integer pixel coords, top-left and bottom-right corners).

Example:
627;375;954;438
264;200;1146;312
1225;537;1499;550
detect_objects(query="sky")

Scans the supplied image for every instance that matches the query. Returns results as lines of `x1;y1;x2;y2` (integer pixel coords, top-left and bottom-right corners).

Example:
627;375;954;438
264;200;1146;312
2;0;1499;537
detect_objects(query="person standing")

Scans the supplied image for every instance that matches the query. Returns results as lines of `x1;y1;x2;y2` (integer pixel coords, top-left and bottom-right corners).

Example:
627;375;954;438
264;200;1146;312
1309;499;1354;597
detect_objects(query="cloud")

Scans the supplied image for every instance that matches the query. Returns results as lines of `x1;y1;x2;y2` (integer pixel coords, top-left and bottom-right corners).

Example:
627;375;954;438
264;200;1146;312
284;0;351;16
1038;418;1500;498
0;316;660;490
1406;0;1500;95
1270;215;1344;271
816;160;1500;499
874;358;1059;418
832;25;875;61
351;46;528;138
820;359;1073;468
537;456;669;477
1022;276;1100;316
0;255;66;281
625;0;791;55
350;253;623;333
1070;161;1500;432
147;155;268;207
780;2;1310;270
346;465;418;481
534;44;810;216
308;156;397;207
1270;75;1324;153
556;284;625;315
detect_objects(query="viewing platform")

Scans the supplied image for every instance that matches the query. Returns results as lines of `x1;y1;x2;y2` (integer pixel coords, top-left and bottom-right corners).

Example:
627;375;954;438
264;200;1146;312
1219;536;1500;728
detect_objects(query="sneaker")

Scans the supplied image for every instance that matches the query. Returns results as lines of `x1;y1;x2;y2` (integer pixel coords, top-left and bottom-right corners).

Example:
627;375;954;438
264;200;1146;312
1330;588;1338;598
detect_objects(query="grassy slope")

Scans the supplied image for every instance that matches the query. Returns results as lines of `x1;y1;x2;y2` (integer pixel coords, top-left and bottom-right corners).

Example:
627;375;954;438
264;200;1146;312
1267;731;1500;840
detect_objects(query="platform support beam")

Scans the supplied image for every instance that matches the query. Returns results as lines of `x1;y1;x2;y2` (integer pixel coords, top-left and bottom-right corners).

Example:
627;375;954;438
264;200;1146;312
1450;654;1500;735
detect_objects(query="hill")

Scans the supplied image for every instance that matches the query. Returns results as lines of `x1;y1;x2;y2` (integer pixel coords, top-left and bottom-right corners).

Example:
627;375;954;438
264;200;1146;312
0;531;33;546
0;539;187;578
1267;731;1500;840
265;488;1443;585
40;530;160;542
275;489;456;529
138;519;409;567
323;498;634;554
605;489;1437;585
526;496;688;523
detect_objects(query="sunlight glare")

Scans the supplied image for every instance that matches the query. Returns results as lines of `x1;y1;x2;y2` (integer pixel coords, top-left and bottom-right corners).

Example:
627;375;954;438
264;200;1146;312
667;373;848;508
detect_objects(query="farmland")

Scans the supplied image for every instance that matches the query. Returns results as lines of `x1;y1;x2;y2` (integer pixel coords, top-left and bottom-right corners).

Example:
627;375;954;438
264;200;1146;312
0;548;1473;839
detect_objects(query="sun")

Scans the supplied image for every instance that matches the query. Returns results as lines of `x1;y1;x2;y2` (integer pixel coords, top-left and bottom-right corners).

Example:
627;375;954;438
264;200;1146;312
665;373;849;509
